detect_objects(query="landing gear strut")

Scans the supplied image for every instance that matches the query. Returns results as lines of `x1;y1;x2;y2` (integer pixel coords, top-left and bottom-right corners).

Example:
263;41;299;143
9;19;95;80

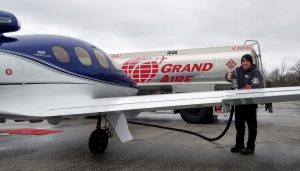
89;116;109;154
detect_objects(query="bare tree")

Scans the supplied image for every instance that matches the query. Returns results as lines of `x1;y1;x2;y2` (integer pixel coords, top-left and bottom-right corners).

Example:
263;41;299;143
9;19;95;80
267;59;300;87
290;60;300;85
268;68;280;87
291;60;300;75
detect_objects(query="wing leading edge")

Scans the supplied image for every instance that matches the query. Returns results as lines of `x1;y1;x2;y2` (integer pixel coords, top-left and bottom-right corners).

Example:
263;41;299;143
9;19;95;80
42;86;300;118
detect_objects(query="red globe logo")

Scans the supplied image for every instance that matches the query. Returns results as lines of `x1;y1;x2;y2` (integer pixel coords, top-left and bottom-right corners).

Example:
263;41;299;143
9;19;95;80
122;56;166;83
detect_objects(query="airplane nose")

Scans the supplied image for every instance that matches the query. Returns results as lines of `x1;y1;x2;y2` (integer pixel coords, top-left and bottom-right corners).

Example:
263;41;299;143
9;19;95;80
118;71;137;88
102;69;137;89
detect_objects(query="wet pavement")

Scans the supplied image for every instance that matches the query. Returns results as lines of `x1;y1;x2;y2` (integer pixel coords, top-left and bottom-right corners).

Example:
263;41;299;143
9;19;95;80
0;102;299;171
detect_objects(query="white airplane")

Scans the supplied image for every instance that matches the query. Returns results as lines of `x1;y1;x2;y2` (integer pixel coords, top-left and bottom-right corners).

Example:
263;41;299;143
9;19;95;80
1;10;300;154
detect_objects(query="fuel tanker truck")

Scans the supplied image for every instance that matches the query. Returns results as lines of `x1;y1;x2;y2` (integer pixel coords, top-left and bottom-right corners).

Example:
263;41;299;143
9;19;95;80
110;40;264;123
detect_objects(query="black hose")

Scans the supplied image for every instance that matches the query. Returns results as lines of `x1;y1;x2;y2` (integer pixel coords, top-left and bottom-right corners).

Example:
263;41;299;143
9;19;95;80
128;105;234;142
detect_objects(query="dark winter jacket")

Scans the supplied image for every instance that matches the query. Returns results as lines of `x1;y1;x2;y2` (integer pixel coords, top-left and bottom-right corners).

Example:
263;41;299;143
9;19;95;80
225;64;263;89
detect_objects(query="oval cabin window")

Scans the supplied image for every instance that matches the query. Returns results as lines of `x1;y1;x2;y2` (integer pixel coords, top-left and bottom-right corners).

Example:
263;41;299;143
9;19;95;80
52;46;70;63
94;49;109;69
74;47;92;66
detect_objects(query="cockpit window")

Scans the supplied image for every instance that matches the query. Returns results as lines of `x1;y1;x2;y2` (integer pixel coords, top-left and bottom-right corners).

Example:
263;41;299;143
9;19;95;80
52;46;70;63
74;47;92;66
94;49;109;69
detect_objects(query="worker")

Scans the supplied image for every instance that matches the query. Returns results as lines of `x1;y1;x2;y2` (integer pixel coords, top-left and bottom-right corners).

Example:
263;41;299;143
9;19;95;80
225;54;263;155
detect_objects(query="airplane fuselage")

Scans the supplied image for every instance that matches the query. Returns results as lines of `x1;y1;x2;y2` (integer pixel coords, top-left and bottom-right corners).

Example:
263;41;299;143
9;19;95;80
0;34;138;120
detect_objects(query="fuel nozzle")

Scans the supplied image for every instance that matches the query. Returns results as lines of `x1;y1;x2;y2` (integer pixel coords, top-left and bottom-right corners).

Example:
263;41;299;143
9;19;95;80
231;69;238;90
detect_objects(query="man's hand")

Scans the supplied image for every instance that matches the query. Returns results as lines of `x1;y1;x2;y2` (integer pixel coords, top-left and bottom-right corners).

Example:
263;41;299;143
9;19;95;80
226;72;233;81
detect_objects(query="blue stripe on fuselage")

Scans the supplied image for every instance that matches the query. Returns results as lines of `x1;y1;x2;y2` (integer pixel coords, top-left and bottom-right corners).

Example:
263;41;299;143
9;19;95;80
0;34;137;89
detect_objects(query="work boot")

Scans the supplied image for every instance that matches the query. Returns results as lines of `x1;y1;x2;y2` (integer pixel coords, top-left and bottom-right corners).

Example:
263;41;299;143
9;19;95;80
231;145;244;153
241;147;255;155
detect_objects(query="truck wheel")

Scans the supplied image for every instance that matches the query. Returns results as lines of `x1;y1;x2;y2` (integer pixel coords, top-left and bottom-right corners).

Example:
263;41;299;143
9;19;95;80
179;107;213;124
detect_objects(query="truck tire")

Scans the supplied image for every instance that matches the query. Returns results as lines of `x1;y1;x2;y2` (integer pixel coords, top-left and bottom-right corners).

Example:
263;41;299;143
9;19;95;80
179;107;214;124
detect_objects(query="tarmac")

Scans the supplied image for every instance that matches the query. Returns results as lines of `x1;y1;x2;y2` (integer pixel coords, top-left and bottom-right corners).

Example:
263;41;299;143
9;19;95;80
0;102;299;171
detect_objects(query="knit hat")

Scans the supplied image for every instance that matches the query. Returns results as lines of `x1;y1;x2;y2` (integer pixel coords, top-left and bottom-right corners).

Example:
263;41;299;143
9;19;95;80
241;54;253;65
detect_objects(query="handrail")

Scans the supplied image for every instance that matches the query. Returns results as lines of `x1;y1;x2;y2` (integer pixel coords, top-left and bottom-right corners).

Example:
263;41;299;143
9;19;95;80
244;40;266;88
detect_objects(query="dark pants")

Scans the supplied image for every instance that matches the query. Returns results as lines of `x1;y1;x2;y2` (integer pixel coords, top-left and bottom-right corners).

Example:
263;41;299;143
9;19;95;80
235;104;258;149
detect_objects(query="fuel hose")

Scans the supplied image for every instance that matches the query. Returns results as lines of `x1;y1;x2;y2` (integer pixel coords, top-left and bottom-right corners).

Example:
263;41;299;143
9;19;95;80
128;105;234;142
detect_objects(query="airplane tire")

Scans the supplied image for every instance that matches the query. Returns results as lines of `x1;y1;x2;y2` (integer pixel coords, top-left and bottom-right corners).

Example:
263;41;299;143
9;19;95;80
179;107;214;124
89;129;108;154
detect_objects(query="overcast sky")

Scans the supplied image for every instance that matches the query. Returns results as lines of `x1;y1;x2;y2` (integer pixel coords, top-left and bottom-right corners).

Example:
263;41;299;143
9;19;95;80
2;0;300;71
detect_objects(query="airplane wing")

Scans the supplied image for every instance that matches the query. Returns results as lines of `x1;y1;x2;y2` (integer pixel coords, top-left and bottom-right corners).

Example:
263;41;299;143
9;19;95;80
2;86;300;143
1;86;297;119
44;86;300;117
